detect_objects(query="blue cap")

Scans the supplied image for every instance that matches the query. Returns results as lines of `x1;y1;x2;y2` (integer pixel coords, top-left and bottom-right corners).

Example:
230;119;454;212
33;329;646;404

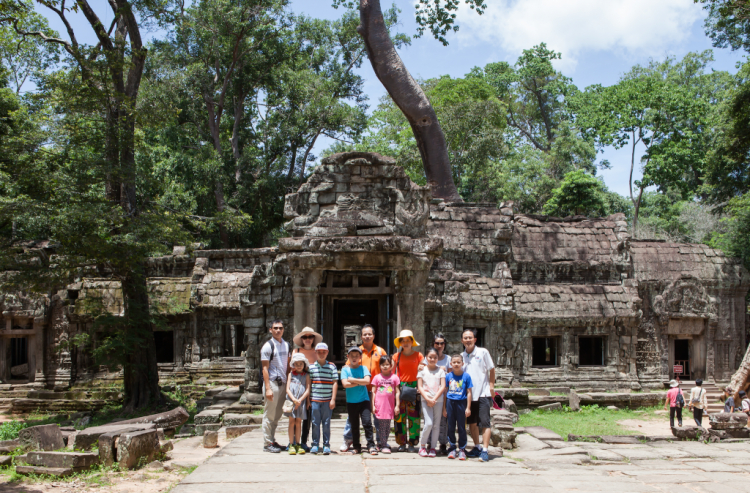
315;342;328;351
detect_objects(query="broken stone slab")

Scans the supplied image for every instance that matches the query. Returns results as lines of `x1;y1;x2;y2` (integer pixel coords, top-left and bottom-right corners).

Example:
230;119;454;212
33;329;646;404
538;402;563;411
607;406;619;411
709;412;748;430
195;423;222;435
18;424;65;452
239;392;263;405
117;429;160;470
223;413;254;426
490;409;518;424
194;409;223;424
0;455;11;466
528;389;550;396
73;423;156;451
525;426;563;441
203;431;218;448
160;440;174;454
26;451;99;469
0;439;20;454
724;427;750;439
502;398;517;414
549;387;571;394
569;391;581;412
490;426;517;449
671;425;709;440
225;425;259;440
114;407;189;431
16;465;76;477
599;435;644;444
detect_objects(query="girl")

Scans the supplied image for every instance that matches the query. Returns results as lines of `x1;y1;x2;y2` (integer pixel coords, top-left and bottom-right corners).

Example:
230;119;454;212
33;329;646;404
370;355;400;454
392;329;424;452
418;348;446;457
433;333;451;455
286;352;311;455
292;327;322;452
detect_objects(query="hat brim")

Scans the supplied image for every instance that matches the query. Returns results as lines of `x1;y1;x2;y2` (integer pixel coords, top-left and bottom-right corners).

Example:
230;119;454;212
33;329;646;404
393;336;420;349
670;382;679;387
293;331;323;347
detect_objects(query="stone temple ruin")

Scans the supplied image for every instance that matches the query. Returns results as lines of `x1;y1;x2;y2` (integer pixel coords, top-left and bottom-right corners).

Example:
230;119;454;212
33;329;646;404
1;152;749;405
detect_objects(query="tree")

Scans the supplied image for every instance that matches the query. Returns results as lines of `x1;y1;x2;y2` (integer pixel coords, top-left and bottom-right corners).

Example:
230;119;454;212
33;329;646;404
542;169;608;217
331;0;488;202
0;7;59;94
698;0;750;51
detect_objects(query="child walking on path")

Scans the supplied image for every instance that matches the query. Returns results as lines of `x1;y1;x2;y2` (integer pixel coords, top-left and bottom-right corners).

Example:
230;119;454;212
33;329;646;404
285;353;311;455
392;330;424;452
341;346;376;455
444;354;473;461
418;348;446;457
370;355;400;454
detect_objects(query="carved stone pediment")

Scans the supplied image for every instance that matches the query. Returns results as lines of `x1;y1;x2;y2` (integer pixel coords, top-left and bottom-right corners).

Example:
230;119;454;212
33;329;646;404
653;277;716;325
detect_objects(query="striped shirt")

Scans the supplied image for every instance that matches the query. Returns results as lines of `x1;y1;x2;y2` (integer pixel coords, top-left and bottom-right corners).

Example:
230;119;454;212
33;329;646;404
309;360;338;402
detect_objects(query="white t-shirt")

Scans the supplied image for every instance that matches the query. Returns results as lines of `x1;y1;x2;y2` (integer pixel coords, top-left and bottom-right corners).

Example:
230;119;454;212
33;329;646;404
462;346;494;400
742;398;750;412
260;337;289;383
418;366;446;401
436;354;451;371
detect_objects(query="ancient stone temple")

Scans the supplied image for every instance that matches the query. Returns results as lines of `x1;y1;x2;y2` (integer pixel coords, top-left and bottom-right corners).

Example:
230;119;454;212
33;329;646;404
1;152;748;394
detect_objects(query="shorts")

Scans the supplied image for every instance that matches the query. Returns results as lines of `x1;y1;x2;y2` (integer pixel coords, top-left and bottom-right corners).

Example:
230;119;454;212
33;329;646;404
466;396;491;429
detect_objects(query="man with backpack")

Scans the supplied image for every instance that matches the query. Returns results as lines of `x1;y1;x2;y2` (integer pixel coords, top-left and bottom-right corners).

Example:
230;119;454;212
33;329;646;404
689;379;709;427
664;379;684;428
261;320;291;453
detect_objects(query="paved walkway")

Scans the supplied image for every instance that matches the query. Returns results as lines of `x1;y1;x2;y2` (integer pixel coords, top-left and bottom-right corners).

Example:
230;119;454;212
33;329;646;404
172;420;750;493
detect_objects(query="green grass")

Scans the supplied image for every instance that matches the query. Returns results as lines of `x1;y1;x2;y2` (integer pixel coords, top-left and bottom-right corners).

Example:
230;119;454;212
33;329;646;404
515;405;662;440
0;420;28;440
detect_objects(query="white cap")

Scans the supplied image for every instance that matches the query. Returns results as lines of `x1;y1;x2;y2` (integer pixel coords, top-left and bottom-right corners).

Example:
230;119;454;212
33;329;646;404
315;342;329;351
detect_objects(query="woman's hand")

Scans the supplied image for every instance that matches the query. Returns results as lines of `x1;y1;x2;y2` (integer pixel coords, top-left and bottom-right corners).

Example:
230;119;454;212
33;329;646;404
442;408;447;418
465;407;471;418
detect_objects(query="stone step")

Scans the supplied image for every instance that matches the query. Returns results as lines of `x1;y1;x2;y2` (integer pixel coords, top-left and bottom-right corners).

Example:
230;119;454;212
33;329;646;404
26;451;98;469
16;465;79;477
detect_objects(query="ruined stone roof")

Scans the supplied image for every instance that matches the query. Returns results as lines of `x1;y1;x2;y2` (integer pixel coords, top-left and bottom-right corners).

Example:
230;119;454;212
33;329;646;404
514;284;639;322
427;203;513;254
75;279;124;317
631;241;750;287
193;271;254;309
511;214;627;264
147;278;191;315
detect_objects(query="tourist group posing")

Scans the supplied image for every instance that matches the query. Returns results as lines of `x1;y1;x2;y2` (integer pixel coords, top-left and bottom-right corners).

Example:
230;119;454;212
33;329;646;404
259;320;495;462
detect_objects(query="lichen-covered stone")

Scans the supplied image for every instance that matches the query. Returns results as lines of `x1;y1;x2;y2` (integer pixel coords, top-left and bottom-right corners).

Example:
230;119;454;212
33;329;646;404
117;429;160;470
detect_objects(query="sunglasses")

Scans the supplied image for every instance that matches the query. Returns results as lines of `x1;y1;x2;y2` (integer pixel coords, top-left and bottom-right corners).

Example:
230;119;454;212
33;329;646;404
301;335;315;340
434;342;445;346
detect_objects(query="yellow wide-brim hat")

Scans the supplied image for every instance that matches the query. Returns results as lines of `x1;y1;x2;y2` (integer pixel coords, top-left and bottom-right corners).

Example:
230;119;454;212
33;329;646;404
394;329;420;349
293;327;323;347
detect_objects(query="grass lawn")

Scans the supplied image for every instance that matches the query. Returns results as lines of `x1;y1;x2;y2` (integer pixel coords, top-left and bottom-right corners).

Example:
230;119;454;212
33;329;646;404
515;405;662;440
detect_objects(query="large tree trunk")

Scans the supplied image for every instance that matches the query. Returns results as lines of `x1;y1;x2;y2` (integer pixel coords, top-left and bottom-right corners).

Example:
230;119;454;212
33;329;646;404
358;0;461;202
730;344;750;396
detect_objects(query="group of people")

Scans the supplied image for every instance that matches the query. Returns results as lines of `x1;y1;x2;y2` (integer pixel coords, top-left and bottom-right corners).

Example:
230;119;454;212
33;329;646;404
665;378;750;428
259;320;496;462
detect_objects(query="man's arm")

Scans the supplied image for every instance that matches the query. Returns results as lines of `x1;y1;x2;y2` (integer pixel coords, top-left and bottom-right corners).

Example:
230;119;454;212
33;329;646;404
466;388;472;416
261;360;273;400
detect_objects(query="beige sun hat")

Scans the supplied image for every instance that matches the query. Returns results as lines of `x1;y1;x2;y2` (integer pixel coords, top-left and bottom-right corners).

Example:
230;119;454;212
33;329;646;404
293;327;323;347
669;379;679;388
394;329;420;349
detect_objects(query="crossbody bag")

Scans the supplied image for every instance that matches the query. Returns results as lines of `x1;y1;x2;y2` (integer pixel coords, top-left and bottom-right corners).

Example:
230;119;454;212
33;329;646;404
395;351;418;403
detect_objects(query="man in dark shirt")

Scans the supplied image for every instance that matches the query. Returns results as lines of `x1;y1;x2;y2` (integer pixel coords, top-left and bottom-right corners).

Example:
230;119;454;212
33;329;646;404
723;387;736;413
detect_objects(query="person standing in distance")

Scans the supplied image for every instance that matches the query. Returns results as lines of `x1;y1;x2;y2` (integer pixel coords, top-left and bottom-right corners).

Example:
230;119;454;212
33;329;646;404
260;320;291;453
461;328;495;462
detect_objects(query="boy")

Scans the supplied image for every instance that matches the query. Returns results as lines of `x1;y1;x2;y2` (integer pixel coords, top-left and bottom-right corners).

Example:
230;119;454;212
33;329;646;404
308;342;338;455
443;354;473;461
340;346;376;454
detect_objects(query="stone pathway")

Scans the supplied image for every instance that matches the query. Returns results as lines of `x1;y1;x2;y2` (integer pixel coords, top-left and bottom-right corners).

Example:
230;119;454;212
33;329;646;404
171;419;750;493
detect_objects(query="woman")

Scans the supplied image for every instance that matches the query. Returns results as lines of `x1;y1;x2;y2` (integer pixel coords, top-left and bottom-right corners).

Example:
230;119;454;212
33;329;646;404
392;329;424;452
432;333;451;455
292;327;323;452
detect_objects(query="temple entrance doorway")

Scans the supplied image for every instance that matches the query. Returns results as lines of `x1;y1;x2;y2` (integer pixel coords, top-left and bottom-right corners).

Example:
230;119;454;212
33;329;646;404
672;338;691;380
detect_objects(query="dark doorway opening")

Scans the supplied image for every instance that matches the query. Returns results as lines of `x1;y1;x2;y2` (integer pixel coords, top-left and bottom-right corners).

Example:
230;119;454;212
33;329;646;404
532;337;559;366
10;337;28;379
223;324;243;357
674;338;691;378
332;299;379;364
579;337;605;366
154;331;174;363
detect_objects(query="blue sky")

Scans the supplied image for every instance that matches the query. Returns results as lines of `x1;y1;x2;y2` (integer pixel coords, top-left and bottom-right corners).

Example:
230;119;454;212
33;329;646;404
40;0;747;198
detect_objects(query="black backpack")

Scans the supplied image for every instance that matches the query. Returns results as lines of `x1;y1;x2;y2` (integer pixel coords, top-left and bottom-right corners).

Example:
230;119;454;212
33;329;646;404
675;390;685;408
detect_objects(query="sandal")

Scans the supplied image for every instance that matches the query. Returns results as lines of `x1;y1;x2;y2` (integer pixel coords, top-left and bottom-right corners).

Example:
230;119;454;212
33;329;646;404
369;447;378;455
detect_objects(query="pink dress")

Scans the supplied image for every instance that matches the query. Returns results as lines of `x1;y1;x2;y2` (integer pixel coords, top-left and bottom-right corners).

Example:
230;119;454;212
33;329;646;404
371;373;401;420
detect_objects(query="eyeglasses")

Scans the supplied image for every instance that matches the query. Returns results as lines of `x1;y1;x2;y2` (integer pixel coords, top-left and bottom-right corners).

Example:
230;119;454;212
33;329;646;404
301;335;315;340
434;342;445;346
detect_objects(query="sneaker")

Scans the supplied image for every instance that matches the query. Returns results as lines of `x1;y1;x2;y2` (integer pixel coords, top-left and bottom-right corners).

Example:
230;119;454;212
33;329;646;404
396;444;407;453
299;444;310;453
273;441;284;450
408;445;418;454
439;444;448;456
466;447;481;458
429;448;437;458
340;441;352;453
381;447;391;454
448;448;457;459
310;445;319;454
297;445;306;455
458;449;467;461
263;444;281;453
418;447;428;457
480;450;489;462
323;446;331;455
289;445;297;455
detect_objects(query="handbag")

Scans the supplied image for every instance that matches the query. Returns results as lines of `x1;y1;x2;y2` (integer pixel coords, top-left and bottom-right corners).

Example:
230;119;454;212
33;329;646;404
395;351;419;403
282;399;294;416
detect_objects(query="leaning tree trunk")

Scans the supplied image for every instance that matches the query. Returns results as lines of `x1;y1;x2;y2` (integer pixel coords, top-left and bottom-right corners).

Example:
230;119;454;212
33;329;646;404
358;0;462;202
729;344;750;396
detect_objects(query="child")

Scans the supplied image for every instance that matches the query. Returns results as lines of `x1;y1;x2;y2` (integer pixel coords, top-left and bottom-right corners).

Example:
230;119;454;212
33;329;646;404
443;354;472;461
370;354;400;454
286;353;311;455
340;346;376;455
309;342;338;455
418;348;446;457
392;329;424;452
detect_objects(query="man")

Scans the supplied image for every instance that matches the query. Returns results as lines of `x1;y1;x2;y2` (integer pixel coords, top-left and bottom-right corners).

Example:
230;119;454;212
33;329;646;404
260;320;291;453
689;379;709;427
461;328;495;462
723;387;736;413
340;324;387;452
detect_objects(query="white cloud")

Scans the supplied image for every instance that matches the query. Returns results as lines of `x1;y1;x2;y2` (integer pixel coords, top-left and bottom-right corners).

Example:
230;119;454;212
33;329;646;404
455;0;704;70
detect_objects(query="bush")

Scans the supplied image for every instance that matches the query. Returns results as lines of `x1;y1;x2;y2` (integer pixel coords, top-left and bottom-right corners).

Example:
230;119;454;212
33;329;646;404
0;420;28;441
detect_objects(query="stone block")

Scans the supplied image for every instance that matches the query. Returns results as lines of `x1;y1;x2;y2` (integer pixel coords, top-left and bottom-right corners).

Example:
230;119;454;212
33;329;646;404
502;398;517;414
709;412;748;430
0;455;11;466
16;465;75;477
26;451;98;469
607;406;619;411
18;424;65;452
73;423;155;451
528;389;550;396
671;425;708;440
195;424;222;435
160;440;174;453
0;439;20;454
98;432;118;467
194;409;223;424
525;426;563;441
223;414;253;427
569;391;581;412
549;387;571;394
538;402;563;411
203;431;218;448
225;425;259;440
724;427;750;439
117;429;160;470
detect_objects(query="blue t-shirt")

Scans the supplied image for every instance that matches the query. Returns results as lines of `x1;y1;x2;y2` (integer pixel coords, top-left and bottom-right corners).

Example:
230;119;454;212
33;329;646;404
445;372;473;401
340;365;371;403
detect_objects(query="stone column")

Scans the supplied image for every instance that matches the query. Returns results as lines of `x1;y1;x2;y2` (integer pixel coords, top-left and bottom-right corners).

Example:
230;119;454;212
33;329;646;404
395;269;429;347
292;270;322;337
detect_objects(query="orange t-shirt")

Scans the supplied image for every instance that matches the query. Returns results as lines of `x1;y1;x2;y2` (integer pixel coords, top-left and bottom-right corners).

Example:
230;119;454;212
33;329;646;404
393;351;424;383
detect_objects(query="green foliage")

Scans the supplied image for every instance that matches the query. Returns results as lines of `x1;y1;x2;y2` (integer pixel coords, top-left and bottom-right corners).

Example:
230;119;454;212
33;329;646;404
698;0;750;52
515;405;663;440
542;170;608;217
0;420;27;440
709;193;750;270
